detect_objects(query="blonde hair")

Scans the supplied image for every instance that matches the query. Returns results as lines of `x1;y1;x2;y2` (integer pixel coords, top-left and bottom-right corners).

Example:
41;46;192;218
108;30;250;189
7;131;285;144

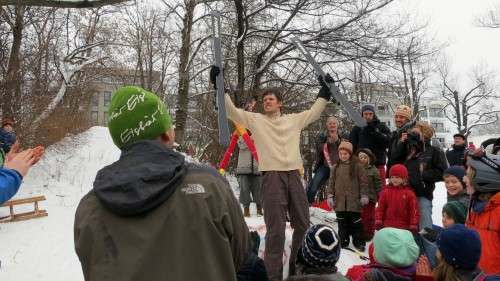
414;121;435;141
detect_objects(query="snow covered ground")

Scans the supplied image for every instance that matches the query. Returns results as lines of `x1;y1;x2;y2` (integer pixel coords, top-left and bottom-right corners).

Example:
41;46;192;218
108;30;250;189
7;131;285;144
0;126;449;280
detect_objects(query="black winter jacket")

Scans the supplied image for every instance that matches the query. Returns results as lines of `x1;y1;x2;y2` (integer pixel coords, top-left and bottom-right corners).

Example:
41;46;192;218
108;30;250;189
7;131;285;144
445;144;466;166
404;141;447;200
387;130;409;173
349;117;391;166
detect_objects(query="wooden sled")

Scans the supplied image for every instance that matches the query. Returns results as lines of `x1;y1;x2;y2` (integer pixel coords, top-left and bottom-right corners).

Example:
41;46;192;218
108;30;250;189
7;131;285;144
0;195;48;223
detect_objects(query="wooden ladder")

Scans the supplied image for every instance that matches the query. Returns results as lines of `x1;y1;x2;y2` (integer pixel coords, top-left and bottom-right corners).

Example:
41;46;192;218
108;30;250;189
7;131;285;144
0;195;48;223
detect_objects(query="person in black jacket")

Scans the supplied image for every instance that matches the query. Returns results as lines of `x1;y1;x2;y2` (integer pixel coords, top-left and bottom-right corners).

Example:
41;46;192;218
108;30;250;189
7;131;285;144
445;133;467;167
350;104;391;186
404;122;447;230
306;116;341;204
387;105;414;174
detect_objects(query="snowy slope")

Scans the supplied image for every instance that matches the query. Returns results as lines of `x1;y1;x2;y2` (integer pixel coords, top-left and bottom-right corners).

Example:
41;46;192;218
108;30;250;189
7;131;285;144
0;126;449;280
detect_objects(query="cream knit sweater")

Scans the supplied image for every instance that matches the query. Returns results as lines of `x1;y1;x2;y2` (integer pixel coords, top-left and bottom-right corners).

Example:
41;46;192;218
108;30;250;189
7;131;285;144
225;94;327;171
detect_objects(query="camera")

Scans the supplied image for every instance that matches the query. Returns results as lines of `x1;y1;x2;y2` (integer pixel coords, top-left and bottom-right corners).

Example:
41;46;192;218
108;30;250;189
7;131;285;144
407;131;423;151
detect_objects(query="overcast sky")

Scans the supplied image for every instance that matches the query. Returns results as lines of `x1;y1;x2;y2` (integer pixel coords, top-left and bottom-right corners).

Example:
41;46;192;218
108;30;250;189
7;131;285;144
402;0;500;81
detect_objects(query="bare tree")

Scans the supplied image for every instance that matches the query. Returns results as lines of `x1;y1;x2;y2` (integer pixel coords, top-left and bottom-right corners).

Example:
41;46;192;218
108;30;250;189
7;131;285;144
0;0;131;8
475;4;500;28
0;5;27;118
440;62;500;136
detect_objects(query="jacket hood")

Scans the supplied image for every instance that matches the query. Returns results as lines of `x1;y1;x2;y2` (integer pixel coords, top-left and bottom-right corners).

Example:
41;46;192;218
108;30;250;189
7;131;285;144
93;140;187;216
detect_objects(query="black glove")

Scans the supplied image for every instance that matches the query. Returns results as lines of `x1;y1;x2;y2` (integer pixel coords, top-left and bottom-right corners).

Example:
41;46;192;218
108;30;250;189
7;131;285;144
210;65;220;89
317;73;334;100
422;227;438;242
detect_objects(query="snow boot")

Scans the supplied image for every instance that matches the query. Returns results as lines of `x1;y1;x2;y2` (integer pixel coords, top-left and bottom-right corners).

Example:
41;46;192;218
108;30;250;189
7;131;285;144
257;206;263;216
244;207;251;217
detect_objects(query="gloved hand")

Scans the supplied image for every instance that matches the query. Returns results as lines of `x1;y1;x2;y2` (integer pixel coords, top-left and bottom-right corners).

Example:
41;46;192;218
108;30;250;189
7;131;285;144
317;73;334;101
374;220;383;230
360;195;369;206
421;227;438;242
327;195;335;209
210;65;220;89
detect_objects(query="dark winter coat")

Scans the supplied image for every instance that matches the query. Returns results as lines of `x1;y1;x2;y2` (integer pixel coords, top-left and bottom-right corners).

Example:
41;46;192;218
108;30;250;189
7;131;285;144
313;133;340;172
349;117;391;166
74;140;250;281
375;184;419;231
364;164;382;202
404;142;447;200
446;144;466;166
0;168;22;205
328;160;369;212
387;129;410;173
236;138;260;175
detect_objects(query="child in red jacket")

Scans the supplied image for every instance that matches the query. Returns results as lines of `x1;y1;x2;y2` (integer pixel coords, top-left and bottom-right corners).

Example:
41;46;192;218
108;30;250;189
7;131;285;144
375;164;419;233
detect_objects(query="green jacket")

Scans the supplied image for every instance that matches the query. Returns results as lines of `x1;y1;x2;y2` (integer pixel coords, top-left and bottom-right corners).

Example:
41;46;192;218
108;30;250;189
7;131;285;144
74;140;250;281
364;165;382;202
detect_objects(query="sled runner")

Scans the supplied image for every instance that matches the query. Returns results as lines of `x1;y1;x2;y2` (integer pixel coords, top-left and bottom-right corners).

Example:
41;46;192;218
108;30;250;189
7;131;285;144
0;195;48;223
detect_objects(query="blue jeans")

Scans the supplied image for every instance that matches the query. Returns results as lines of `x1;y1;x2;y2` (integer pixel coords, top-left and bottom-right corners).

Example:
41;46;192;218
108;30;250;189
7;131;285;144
418;197;433;230
306;165;330;204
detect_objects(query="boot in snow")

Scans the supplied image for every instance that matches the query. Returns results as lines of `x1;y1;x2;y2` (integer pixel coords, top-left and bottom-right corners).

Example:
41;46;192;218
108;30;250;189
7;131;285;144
244;207;250;217
257;206;263;216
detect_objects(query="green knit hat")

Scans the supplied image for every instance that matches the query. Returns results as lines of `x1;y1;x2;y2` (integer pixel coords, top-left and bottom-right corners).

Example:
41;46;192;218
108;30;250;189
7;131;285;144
373;228;419;267
107;86;172;148
442;201;467;224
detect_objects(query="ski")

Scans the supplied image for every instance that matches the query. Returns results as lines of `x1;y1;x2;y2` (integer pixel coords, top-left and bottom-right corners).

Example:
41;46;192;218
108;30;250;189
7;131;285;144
344;247;369;261
211;12;230;147
291;37;366;128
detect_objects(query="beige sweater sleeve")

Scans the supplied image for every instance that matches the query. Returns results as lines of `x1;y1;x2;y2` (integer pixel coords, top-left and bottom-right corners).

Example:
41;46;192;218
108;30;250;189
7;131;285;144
291;97;328;129
224;94;253;128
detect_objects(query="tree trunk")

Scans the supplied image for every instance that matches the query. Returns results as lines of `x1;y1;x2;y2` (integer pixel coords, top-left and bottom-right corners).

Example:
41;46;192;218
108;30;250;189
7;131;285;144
174;0;196;146
2;5;26;118
453;90;462;134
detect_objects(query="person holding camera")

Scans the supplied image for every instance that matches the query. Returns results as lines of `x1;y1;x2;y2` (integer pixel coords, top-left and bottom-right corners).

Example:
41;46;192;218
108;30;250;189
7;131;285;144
404;122;447;230
387;105;414;173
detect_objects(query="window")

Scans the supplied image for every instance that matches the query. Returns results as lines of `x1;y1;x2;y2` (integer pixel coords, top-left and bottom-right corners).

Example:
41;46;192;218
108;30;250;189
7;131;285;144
429;107;444;118
91;93;99;107
91;111;99;124
420;110;428;118
103;91;111;107
377;105;387;112
431;122;445;133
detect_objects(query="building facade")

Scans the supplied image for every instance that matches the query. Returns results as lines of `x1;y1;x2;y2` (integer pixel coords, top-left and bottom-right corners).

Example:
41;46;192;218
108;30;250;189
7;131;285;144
88;69;161;126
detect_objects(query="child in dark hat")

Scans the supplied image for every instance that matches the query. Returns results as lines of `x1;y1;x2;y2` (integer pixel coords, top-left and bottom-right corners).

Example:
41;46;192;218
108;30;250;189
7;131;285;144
286;224;348;281
415;224;488;281
441;201;467;228
357;148;382;241
0;117;16;167
443;166;470;207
